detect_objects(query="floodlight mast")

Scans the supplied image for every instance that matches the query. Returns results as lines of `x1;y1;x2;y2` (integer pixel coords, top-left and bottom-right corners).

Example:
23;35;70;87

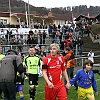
25;0;28;27
28;0;30;27
9;0;11;25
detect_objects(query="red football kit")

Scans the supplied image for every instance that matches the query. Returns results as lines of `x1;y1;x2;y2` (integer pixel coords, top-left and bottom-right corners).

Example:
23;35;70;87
42;55;67;100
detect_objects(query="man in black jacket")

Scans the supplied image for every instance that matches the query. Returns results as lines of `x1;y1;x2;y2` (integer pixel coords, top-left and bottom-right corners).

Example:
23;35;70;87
0;50;26;100
27;35;37;47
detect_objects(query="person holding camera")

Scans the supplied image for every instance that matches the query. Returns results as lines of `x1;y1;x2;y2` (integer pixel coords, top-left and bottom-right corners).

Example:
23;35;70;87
87;50;94;63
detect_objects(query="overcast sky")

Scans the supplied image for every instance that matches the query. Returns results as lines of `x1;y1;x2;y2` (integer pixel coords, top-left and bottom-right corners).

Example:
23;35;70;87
23;0;100;8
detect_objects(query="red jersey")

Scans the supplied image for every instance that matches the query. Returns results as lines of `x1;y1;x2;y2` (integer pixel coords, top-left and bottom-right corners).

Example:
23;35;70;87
42;55;66;87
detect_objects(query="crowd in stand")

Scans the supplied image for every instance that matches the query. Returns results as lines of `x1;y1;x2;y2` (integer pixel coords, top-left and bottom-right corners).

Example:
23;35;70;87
0;21;48;29
48;23;84;55
0;21;93;56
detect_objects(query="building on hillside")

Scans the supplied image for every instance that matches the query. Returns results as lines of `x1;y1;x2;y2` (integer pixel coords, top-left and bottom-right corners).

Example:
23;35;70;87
0;11;67;28
74;14;95;22
95;14;100;23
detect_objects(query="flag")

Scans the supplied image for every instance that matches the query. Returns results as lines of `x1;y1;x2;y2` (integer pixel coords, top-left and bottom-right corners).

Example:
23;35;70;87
72;13;74;23
88;12;90;18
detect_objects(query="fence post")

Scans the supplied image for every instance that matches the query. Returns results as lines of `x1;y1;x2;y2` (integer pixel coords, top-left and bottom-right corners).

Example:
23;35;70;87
82;58;84;66
10;45;12;50
75;44;78;56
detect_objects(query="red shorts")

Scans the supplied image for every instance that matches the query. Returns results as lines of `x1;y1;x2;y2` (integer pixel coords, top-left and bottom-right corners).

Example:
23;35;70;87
45;84;67;100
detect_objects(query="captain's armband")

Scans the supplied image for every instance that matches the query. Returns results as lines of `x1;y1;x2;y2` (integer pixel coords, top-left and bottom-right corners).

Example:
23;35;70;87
42;64;47;69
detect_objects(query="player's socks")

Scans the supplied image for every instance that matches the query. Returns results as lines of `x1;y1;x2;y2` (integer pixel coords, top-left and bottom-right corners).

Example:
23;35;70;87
20;97;24;100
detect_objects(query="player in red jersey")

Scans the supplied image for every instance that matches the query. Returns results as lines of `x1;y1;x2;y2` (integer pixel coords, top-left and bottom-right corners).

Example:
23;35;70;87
42;43;70;100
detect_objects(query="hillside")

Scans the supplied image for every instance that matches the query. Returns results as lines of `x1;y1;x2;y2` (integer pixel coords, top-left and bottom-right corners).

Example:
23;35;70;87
83;36;100;53
0;0;100;20
82;36;100;64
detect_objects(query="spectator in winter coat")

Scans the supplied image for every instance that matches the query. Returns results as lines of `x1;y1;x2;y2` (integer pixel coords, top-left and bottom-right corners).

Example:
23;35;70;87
64;47;78;92
0;50;26;100
77;37;84;55
27;35;37;47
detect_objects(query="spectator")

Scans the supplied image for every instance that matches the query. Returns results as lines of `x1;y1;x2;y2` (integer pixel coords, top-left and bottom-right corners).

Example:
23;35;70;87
42;30;47;44
17;37;23;53
10;37;17;50
60;40;65;51
36;34;42;49
29;29;34;36
15;28;20;41
38;30;42;37
64;47;78;93
87;50;94;63
62;38;72;48
27;35;37;47
64;31;69;40
77;37;84;55
48;23;53;37
34;30;38;37
38;48;46;77
86;24;91;36
55;30;60;44
39;48;46;60
75;26;79;39
72;38;78;55
0;45;5;99
0;29;6;39
51;29;56;43
5;28;12;43
0;36;7;54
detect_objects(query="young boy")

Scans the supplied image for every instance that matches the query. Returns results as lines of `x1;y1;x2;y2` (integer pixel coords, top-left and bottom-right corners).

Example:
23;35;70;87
70;59;98;100
16;72;25;100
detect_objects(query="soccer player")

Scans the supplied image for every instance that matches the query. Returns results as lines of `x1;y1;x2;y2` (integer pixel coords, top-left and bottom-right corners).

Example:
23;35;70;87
42;43;70;100
16;72;25;100
70;59;98;100
24;45;42;100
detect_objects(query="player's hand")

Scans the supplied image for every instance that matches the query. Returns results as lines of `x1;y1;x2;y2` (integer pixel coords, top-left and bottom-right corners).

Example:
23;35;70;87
48;81;54;88
66;82;71;89
25;72;29;76
95;92;98;96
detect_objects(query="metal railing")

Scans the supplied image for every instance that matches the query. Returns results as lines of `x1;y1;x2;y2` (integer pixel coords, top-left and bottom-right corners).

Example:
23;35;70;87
75;55;100;67
1;44;100;69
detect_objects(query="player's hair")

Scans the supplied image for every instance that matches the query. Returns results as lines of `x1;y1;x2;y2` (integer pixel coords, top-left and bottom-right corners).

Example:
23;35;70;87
50;43;60;52
83;59;93;69
6;50;18;55
65;47;71;51
29;45;35;48
0;44;2;48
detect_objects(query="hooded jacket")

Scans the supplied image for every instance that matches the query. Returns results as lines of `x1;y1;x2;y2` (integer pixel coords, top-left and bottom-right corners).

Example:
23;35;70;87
0;50;25;82
64;50;75;68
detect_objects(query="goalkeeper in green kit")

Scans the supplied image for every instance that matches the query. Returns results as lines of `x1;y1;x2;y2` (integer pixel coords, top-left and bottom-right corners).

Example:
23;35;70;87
24;45;42;100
